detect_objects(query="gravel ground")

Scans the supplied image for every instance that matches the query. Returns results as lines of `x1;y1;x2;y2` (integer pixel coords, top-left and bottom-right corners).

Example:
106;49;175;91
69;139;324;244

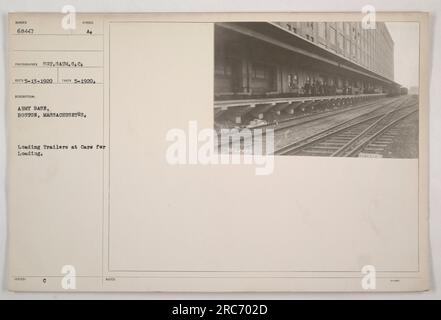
380;112;419;159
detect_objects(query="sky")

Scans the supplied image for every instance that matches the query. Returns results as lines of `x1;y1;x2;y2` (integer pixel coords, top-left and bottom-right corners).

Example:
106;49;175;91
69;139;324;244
385;22;420;89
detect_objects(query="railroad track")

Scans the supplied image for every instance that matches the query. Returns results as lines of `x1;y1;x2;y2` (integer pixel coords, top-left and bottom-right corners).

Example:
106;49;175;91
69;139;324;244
274;96;418;157
217;96;404;152
349;108;418;158
267;96;401;134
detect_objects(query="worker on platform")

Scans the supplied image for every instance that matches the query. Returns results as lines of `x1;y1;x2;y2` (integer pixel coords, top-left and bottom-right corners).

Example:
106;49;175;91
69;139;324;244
303;81;310;96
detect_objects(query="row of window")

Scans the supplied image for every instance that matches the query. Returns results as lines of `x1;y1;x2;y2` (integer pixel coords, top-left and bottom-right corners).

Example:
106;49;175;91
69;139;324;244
215;61;276;81
280;22;393;78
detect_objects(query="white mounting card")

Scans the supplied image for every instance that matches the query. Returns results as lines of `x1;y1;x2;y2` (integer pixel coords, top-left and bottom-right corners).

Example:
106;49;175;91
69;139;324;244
7;12;430;292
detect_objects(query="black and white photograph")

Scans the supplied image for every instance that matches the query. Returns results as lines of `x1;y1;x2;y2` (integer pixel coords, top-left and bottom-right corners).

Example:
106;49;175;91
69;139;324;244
214;21;419;158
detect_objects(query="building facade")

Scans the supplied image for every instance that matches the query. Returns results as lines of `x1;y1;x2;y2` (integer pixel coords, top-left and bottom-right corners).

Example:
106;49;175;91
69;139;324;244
214;22;397;101
276;22;394;80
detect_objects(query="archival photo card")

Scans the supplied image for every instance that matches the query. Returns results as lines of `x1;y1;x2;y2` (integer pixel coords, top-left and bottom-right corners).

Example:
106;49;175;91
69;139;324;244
7;12;429;292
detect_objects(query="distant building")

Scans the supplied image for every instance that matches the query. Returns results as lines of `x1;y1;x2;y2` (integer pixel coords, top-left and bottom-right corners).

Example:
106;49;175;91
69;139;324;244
409;86;419;95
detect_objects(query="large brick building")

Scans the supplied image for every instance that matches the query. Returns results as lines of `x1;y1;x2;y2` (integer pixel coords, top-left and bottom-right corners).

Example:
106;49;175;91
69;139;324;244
214;22;397;100
276;22;394;80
